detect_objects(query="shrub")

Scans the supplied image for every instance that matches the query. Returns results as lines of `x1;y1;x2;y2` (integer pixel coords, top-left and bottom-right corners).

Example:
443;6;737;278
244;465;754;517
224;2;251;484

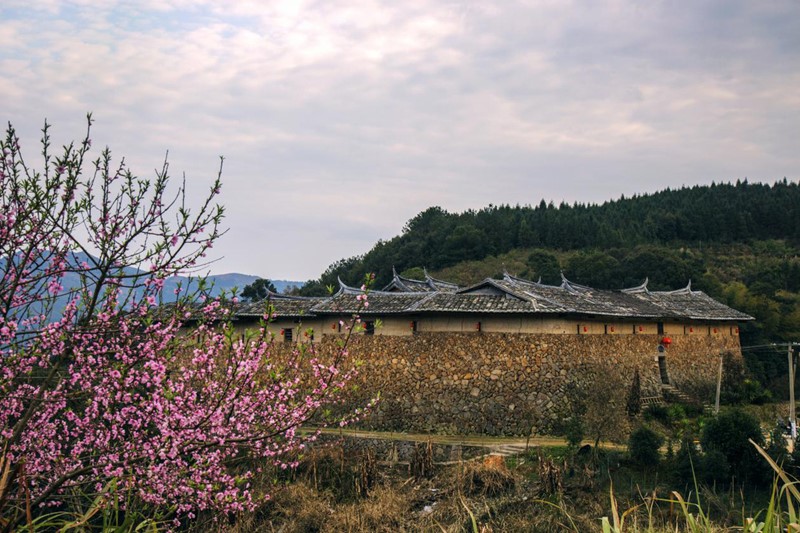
700;449;731;484
564;416;585;450
643;404;670;425
673;437;702;486
766;425;789;466
701;409;766;484
628;426;664;467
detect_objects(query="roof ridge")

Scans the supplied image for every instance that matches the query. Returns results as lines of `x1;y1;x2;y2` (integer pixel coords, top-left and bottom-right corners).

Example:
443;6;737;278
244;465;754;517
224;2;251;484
560;272;591;293
651;280;693;295
621;277;650;294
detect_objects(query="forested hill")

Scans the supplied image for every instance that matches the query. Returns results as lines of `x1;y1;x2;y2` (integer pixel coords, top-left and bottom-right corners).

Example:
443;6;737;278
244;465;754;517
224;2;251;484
301;179;799;294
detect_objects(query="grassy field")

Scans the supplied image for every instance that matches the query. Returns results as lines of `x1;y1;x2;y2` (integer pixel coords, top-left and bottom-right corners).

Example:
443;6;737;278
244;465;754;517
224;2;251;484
185;435;789;532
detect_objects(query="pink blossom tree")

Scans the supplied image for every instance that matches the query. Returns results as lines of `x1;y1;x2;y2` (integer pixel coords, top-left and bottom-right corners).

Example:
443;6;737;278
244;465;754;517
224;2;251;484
0;116;362;527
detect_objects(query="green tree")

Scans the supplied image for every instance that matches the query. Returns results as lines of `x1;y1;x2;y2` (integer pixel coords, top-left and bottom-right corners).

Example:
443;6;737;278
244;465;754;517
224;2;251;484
526;249;561;285
625;369;642;417
241;278;278;301
564;251;621;288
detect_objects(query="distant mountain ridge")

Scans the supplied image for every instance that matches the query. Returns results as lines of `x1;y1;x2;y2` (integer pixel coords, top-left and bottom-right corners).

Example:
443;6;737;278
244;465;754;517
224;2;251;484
8;251;302;320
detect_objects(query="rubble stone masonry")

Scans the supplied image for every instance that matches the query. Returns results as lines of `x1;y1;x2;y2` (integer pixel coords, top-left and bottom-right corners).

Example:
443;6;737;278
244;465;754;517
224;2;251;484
267;329;743;436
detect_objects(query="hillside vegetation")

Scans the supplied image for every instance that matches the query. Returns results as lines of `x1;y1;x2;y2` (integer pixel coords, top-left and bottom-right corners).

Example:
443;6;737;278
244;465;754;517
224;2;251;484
300;180;800;392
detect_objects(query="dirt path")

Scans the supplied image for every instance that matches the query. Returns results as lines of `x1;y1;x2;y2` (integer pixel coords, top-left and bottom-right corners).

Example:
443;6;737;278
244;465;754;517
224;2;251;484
308;427;627;454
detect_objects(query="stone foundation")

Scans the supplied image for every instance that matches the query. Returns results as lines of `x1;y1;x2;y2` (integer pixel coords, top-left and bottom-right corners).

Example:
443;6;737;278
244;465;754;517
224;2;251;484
269;331;742;436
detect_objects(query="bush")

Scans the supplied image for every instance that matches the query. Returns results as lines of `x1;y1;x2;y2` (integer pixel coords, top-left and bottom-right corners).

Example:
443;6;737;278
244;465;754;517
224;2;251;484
564;416;585;450
701;409;766;484
766;425;789;466
628;426;664;467
643;404;670;425
700;449;731;484
673;437;702;486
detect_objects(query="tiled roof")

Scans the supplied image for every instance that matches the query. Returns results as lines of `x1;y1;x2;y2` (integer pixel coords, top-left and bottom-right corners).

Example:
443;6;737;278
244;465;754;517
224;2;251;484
311;291;432;315
414;293;538;313
467;273;753;321
229;273;753;322
637;283;753;321
236;292;325;318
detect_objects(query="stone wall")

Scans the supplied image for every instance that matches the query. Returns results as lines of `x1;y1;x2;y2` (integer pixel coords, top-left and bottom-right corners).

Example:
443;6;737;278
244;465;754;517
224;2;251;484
266;330;743;436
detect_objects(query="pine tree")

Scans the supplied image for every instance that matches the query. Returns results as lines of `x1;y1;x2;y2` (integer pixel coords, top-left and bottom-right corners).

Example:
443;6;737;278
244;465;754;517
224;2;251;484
626;369;642;417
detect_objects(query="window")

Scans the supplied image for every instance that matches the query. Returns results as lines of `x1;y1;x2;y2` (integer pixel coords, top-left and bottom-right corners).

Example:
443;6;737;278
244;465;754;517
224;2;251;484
365;321;375;335
283;328;292;342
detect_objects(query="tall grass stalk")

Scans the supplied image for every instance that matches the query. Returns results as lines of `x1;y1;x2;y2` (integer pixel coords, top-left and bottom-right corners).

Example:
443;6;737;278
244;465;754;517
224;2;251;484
741;438;800;532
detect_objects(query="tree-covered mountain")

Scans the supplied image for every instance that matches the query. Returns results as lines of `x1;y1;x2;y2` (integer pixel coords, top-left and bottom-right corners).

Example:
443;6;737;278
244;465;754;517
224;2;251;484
299;179;800;394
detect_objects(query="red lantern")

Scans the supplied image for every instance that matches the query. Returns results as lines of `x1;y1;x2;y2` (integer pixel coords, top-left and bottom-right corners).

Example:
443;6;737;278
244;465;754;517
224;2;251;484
661;336;672;346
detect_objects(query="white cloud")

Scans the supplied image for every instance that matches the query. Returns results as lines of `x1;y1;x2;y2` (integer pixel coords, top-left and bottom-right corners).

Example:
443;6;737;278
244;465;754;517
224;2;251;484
1;0;798;279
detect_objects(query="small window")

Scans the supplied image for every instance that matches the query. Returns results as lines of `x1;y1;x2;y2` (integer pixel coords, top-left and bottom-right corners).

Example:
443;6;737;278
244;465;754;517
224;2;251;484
283;328;293;342
410;320;418;332
365;321;375;335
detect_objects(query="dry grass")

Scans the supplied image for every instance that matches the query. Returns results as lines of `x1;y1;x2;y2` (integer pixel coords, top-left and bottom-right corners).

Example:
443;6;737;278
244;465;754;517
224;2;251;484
456;455;518;497
200;441;784;533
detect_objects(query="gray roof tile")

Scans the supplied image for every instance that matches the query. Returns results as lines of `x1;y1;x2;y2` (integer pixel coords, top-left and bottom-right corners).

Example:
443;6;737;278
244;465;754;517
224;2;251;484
230;274;753;322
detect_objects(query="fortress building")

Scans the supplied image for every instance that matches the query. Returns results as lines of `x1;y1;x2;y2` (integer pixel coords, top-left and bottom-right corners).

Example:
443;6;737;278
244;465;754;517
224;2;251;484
233;271;752;434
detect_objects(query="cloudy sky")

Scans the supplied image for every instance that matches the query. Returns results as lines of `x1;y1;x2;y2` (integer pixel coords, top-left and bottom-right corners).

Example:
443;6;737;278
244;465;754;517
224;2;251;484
2;1;798;280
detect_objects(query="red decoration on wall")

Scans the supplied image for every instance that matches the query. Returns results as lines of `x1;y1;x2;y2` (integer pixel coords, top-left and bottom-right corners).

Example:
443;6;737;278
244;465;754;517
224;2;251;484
583;326;588;333
280;329;285;336
475;322;482;332
639;326;643;332
661;336;672;346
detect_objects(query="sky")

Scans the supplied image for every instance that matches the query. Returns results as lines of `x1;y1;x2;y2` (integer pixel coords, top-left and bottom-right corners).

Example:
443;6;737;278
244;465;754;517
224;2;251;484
1;1;798;280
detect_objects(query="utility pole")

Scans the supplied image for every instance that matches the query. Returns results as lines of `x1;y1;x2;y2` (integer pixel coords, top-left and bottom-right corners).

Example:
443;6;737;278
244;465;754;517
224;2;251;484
790;343;797;442
714;352;723;416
